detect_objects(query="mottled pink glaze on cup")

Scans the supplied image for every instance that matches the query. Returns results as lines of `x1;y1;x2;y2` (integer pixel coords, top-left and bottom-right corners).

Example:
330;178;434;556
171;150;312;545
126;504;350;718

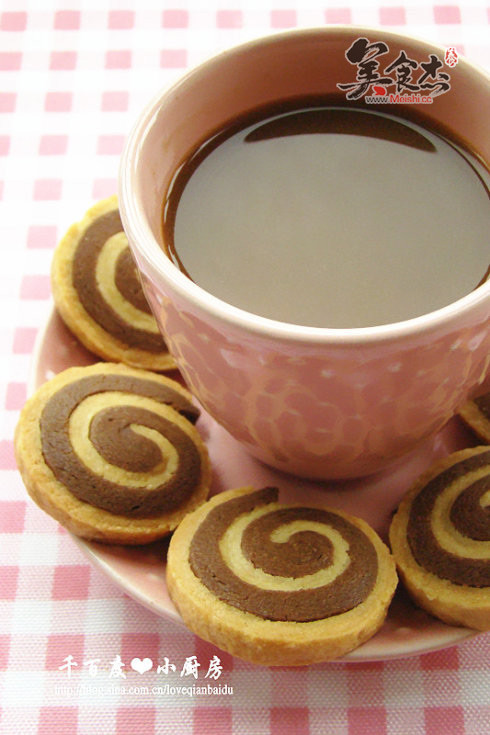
119;28;490;479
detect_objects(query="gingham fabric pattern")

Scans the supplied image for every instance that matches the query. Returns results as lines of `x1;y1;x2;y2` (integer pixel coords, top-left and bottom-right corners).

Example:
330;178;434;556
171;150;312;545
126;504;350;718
1;1;488;733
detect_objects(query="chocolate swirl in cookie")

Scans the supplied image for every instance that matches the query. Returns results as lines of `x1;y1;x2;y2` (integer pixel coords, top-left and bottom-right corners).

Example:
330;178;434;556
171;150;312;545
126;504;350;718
72;209;164;352
474;394;490;422
40;373;201;517
407;449;490;587
189;487;378;622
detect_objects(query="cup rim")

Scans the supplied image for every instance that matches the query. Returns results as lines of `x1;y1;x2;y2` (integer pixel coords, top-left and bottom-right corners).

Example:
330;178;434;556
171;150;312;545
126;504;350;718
119;26;490;346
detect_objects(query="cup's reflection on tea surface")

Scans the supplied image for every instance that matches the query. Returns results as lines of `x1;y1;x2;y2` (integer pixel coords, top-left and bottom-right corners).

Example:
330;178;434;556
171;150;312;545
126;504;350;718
162;104;489;329
119;27;490;479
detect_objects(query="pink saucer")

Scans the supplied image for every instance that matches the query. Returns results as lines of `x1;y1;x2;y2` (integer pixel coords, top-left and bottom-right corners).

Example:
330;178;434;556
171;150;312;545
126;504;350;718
30;307;481;661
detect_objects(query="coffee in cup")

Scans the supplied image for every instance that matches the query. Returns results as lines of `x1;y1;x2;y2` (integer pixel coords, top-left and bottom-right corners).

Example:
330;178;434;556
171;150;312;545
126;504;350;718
162;101;489;329
120;28;490;479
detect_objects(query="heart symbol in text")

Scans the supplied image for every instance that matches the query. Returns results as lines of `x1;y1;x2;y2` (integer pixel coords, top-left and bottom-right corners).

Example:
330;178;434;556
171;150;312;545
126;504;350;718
131;657;153;674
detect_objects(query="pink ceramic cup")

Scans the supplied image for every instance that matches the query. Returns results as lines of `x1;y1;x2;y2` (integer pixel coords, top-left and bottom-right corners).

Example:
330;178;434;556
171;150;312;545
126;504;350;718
119;28;490;479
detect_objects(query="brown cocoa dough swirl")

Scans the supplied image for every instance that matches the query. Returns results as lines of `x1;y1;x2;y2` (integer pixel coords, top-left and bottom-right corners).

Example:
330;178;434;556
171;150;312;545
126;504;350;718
474;394;490;422
40;374;201;517
72;209;164;352
189;487;378;622
407;449;490;587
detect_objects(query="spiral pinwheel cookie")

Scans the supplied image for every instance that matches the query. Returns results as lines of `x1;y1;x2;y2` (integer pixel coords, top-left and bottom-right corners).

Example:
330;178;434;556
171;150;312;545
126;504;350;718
389;446;490;631
15;362;210;545
51;196;175;371
167;486;398;665
458;393;490;444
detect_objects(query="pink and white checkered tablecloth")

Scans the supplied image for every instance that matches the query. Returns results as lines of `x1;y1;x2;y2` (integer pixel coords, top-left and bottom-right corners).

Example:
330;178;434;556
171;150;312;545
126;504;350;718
1;1;488;733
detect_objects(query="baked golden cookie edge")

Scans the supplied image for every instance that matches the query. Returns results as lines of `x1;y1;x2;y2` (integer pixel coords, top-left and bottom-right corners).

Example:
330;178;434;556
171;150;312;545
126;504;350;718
389;445;490;631
167;486;398;666
51;196;176;372
458;394;490;444
15;362;210;545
